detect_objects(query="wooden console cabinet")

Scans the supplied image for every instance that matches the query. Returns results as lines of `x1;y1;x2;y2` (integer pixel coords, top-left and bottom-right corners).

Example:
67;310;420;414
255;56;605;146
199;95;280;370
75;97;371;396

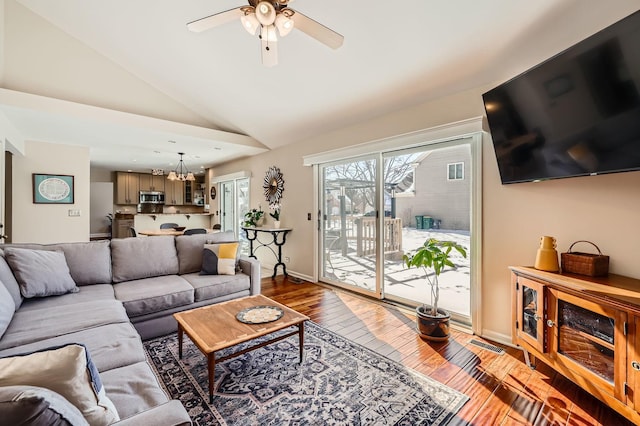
511;266;640;424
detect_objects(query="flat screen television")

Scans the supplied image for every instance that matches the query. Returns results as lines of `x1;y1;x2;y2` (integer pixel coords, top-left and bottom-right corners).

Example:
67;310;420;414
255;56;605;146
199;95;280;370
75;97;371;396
483;10;640;184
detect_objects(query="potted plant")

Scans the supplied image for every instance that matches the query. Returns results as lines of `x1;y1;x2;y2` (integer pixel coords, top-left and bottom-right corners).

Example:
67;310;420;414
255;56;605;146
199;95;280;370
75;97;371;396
243;208;264;227
403;238;467;341
269;204;281;228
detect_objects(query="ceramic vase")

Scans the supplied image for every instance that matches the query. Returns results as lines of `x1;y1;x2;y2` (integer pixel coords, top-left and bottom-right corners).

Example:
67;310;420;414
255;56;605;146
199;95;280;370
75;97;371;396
534;236;560;272
273;220;281;229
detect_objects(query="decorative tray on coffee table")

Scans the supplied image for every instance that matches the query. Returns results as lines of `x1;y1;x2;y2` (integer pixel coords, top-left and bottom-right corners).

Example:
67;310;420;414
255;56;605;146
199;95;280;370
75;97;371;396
236;305;284;324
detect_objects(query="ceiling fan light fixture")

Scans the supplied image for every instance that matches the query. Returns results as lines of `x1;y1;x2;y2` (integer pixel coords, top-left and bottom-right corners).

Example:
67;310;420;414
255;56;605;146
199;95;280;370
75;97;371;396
262;25;278;42
275;13;294;37
255;1;276;26
240;8;259;35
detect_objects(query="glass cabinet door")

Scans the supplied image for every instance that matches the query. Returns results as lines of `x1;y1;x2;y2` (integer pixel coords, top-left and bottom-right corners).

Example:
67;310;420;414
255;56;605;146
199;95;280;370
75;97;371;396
548;289;626;401
515;277;546;353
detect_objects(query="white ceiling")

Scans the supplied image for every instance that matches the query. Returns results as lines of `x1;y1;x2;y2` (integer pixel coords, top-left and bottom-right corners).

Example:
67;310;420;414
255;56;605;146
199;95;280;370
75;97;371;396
4;0;639;172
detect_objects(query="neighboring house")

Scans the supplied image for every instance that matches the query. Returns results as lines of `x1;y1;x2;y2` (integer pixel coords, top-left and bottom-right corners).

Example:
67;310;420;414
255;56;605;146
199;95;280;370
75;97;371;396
395;145;471;231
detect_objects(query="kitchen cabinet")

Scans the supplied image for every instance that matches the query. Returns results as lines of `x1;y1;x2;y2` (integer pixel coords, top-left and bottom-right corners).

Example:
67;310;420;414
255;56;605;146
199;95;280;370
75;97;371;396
115;172;139;205
511;266;640;424
139;174;165;192
113;217;134;238
184;178;205;205
165;180;184;206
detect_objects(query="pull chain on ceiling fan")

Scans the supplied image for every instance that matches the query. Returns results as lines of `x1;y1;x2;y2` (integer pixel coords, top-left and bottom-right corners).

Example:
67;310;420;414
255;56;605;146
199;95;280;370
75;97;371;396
187;0;343;67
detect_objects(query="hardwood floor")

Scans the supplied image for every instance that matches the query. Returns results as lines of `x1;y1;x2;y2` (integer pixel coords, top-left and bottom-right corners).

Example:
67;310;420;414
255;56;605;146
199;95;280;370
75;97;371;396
261;275;634;426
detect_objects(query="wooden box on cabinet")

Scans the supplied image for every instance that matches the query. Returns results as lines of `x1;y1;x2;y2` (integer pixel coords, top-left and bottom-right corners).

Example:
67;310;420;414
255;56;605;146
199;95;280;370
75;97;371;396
511;266;640;424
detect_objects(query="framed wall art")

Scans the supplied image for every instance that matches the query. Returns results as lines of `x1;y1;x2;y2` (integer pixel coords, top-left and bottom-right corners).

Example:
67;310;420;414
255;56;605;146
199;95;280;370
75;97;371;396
33;174;75;204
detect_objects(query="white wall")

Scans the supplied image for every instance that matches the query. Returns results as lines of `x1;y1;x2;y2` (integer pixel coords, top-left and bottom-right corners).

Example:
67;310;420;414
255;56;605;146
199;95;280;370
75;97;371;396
2;0;211;128
12;140;90;243
214;84;640;343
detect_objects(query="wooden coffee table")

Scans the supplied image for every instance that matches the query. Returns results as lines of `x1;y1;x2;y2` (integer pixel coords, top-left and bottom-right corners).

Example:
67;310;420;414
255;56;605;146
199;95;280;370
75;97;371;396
173;294;309;403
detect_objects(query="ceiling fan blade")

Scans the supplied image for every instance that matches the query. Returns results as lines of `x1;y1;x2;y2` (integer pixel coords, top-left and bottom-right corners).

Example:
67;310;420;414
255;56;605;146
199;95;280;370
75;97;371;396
289;10;343;49
261;26;278;67
187;7;244;33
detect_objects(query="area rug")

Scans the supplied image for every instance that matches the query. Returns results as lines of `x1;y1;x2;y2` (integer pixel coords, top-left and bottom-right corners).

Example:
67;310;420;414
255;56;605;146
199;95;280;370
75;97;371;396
144;321;468;425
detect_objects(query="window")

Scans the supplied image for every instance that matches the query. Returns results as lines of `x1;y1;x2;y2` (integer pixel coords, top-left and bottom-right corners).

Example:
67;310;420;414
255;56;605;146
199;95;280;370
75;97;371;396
448;162;464;180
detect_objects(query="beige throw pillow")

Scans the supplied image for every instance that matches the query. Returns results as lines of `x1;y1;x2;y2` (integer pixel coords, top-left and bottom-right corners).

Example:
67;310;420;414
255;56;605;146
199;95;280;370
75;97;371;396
0;344;119;426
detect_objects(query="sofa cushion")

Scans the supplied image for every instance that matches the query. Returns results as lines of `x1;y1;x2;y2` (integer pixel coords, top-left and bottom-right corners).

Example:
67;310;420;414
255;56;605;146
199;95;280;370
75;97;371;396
0;279;15;339
100;361;168;421
0;254;22;309
113;275;194;317
0;242;112;286
17;284;115;313
0;322;145;374
0;343;119;426
3;248;78;298
0;385;89;426
110;237;179;283
182;272;250;302
201;242;239;275
176;231;235;274
0;300;129;351
50;241;112;286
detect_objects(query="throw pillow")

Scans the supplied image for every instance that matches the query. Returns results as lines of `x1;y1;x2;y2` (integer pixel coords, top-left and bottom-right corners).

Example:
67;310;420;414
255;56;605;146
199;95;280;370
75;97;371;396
3;247;79;298
0;343;119;426
0;281;16;337
0;253;23;309
0;278;15;339
0;385;89;426
201;242;240;275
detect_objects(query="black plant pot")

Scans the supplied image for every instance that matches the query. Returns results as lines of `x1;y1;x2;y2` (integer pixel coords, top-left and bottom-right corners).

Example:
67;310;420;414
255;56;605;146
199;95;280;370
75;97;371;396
416;306;451;342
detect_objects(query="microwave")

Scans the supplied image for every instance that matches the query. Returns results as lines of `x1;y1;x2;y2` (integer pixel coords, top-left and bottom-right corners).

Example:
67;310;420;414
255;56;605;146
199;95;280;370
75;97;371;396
139;191;165;205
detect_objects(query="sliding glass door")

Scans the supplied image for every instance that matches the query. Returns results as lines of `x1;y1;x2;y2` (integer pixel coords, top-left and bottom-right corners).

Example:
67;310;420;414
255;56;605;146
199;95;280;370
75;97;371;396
382;141;472;323
320;156;380;297
317;138;474;324
220;181;236;233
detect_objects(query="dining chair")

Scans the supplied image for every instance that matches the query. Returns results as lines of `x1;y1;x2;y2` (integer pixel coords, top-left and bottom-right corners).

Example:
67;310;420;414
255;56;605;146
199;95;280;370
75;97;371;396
129;227;137;237
183;228;207;235
160;222;179;229
212;224;221;230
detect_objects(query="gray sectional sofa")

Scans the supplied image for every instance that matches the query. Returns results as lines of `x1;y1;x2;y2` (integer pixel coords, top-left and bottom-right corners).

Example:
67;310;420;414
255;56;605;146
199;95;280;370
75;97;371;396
0;231;261;425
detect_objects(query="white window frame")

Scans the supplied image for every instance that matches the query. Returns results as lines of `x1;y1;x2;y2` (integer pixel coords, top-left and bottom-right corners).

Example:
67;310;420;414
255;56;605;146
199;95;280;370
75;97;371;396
447;162;464;180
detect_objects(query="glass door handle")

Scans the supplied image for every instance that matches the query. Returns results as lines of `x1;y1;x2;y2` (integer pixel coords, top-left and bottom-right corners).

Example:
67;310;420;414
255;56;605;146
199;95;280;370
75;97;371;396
547;320;555;327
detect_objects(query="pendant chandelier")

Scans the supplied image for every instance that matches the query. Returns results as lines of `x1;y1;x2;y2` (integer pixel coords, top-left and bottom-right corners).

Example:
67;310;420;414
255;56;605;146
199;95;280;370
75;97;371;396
167;152;195;181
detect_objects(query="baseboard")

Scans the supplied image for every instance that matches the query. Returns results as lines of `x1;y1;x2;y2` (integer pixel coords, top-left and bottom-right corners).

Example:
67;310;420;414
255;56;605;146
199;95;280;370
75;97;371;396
478;329;517;348
259;262;315;283
287;271;316;283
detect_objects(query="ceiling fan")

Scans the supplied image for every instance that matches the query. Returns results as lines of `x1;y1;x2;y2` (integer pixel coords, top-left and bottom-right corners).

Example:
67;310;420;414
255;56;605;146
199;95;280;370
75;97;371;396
187;0;343;67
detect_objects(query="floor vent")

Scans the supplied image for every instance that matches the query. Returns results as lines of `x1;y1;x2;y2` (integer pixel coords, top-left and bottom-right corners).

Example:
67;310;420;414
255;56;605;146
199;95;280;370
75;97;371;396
469;339;506;355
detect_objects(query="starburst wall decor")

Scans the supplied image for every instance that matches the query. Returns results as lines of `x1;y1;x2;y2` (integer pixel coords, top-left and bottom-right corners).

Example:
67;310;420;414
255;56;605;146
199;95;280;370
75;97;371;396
263;166;284;208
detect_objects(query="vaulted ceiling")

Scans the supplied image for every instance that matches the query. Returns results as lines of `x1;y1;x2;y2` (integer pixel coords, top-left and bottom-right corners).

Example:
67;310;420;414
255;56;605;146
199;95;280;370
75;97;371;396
1;0;638;172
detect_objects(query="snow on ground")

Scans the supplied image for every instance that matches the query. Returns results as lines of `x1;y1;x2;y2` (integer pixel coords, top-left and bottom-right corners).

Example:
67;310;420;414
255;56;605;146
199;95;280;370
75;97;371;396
325;228;471;317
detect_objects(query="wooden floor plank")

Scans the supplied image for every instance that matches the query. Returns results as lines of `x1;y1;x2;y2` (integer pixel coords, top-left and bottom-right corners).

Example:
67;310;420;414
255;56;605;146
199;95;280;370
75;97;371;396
261;276;634;426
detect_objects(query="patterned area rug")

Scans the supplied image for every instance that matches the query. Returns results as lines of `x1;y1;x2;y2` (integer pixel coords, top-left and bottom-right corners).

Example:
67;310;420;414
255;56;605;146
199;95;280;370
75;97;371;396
144;321;468;425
